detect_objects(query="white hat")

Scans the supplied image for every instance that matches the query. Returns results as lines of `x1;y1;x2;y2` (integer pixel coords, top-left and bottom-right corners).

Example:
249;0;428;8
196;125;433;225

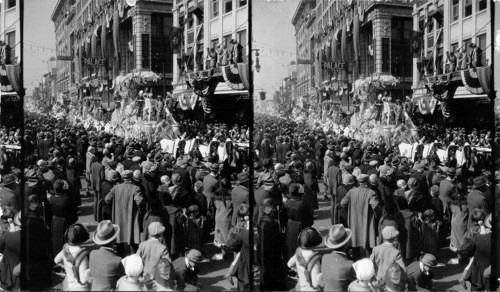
353;258;375;281
122;254;143;277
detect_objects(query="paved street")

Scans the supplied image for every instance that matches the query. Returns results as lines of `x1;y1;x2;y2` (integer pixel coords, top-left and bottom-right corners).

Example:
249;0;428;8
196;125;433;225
311;184;466;292
52;177;237;291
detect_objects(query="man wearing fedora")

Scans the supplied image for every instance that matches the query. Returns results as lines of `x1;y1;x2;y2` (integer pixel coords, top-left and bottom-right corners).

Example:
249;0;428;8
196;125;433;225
340;174;381;255
406;253;438;291
99;170;121;221
231;172;250;227
104;169;145;256
467;176;490;228
173;249;203;288
327;155;342;225
439;167;456;209
370;226;406;287
334;174;356;227
172;156;193;192
320;224;356;291
202;163;219;207
0;174;18;212
90;151;105;221
409;162;429;195
88;220;125;291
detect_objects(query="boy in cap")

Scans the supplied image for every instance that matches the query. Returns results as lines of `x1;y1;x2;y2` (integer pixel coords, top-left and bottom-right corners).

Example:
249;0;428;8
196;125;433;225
172;249;202;288
406;253;438;291
370;226;406;287
136;222;170;277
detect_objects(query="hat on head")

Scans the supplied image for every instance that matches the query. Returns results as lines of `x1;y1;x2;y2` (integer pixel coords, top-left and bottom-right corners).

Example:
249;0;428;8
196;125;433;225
274;163;285;172
414;162;425;170
262;198;275;214
186;249;203;264
420;253;437;267
446;167;457;176
357;174;369;184
65;223;90;246
407;177;418;190
392;157;401;165
154;153;163;163
237;172;249;184
132;156;142;163
133;170;142;181
385;262;408;292
369;174;379;185
210;163;219;172
379;165;394;177
121;254;143;277
92;220;119;245
2;174;15;186
107;170;120;182
142;161;155;173
298;227;323;250
171;173;183;185
369;160;379;167
154;259;175;288
194;181;203;193
382;226;399;241
430;185;439;195
343;174;356;186
473;176;487;188
324;224;352;249
397;179;407;189
353;258;375;281
148;222;166;237
122;170;133;180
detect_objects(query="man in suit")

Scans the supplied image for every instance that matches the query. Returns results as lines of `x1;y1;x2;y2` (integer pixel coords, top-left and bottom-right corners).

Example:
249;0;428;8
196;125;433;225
105;170;145;255
85;145;96;196
202;163;219;208
173;249;202;287
467;176;490;227
275;136;288;164
89;220;125;291
439;167;456;212
409;162;428;195
90;151;105;221
231;172;250;226
172;156;192;192
321;224;356;291
0;174;18;212
370;226;406;287
327;155;342;224
137;222;170;277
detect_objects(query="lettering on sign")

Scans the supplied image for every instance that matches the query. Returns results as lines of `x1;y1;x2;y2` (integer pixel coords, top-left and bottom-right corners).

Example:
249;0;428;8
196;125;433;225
84;58;107;66
297;59;314;64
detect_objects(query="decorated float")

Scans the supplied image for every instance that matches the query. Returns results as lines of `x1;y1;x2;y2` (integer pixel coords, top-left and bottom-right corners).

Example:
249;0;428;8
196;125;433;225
349;74;418;145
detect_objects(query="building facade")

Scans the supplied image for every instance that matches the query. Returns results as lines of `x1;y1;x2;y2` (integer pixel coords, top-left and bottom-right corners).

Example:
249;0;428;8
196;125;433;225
172;0;249;123
52;0;174;102
293;0;413;110
0;0;20;65
412;0;493;127
291;0;316;104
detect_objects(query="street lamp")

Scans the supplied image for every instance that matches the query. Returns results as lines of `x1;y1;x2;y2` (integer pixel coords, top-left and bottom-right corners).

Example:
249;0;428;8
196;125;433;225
252;49;260;73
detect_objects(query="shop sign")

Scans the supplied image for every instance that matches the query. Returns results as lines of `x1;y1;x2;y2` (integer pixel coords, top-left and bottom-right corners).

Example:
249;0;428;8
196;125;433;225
57;55;73;61
84;58;107;66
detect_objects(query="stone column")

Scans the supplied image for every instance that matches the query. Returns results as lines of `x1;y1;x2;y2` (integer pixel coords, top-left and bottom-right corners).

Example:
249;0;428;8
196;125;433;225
412;6;420;89
173;4;179;85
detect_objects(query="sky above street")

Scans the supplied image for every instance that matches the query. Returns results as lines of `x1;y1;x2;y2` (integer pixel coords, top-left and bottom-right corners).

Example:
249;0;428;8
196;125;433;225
252;0;297;100
23;0;58;96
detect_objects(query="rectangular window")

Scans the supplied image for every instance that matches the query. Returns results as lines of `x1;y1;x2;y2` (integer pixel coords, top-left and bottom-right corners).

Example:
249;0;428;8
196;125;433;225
476;33;487;65
451;0;459;21
382;38;390;72
211;0;219;17
6;0;15;9
211;39;219;49
237;0;247;8
463;0;472;17
450;42;459;55
463;38;471;58
6;31;15;63
237;30;247;62
477;0;487;11
142;34;150;68
224;0;232;14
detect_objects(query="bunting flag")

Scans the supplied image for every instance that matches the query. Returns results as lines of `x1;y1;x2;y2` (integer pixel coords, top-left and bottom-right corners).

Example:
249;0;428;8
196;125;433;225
341;24;347;64
353;13;360;80
461;68;485;95
236;62;250;90
5;64;21;95
221;64;245;90
101;20;107;57
171;26;183;54
476;65;493;98
113;9;119;58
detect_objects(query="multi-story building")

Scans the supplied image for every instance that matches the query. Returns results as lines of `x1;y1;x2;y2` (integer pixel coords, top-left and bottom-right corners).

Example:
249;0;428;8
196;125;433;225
291;0;316;105
412;0;493;127
0;0;20;65
52;0;174;103
293;0;413;109
495;3;500;114
172;0;249;123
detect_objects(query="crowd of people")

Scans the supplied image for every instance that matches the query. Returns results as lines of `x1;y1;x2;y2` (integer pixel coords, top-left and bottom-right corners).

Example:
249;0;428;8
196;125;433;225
21;111;252;291
253;115;495;291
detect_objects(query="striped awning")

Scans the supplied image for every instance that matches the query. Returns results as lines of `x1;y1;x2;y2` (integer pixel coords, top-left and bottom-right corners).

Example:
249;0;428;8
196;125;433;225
476;65;493;98
460;68;485;95
221;63;246;90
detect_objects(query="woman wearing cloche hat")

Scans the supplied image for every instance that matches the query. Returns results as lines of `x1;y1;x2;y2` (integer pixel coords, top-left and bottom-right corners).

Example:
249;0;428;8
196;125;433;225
287;227;323;291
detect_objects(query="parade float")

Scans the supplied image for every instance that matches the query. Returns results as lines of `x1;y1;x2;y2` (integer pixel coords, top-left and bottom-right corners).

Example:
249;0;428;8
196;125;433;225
348;74;418;145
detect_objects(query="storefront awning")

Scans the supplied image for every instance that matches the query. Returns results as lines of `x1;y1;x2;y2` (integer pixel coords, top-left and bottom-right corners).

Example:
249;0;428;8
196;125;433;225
476;65;493;98
213;82;248;96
